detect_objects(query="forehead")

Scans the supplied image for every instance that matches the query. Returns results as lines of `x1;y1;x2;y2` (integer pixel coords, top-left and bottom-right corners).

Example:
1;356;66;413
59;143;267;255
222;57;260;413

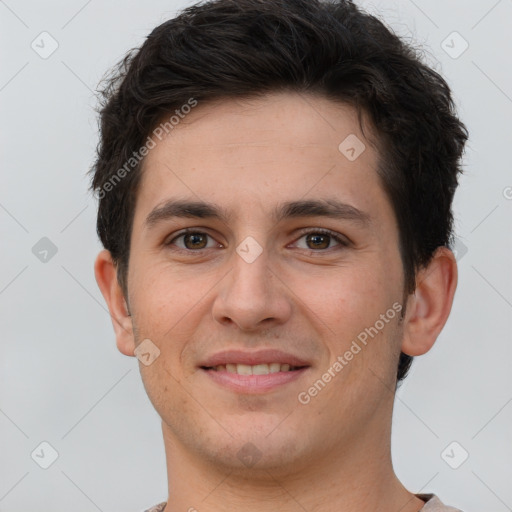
144;92;376;160
135;91;386;224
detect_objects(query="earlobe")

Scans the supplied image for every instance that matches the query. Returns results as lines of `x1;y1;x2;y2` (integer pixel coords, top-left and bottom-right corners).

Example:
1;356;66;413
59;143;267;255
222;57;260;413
401;247;458;357
94;250;136;357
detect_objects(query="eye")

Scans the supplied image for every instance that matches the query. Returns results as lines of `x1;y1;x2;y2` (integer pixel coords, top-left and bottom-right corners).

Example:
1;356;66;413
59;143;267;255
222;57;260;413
165;229;221;251
293;229;348;251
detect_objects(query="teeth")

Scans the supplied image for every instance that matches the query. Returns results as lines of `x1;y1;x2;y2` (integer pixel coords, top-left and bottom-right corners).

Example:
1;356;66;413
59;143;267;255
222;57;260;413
226;363;237;373
211;363;299;374
252;364;269;375
269;363;281;373
237;364;252;375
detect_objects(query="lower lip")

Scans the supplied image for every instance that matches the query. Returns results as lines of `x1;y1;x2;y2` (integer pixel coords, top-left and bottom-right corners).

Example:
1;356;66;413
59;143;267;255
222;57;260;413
201;367;309;393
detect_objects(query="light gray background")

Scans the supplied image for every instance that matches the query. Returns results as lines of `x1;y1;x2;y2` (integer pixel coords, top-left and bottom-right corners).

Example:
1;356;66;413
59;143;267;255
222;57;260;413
1;0;511;510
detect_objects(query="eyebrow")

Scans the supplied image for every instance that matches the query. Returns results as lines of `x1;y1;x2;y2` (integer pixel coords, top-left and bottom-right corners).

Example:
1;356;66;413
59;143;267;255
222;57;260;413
144;198;372;229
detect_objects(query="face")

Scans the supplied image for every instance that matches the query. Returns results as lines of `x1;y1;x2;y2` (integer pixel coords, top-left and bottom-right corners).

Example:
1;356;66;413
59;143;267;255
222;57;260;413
125;92;407;474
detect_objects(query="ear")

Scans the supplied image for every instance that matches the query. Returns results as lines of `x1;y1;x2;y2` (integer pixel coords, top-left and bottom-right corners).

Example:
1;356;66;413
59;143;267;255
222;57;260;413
94;249;135;357
401;246;458;356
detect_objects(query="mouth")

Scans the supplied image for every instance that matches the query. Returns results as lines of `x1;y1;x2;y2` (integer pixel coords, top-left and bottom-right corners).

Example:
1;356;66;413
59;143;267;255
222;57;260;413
198;349;311;394
200;363;308;375
198;349;311;393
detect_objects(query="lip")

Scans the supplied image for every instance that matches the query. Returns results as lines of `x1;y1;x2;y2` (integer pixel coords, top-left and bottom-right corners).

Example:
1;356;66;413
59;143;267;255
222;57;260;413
199;349;311;368
201;366;310;394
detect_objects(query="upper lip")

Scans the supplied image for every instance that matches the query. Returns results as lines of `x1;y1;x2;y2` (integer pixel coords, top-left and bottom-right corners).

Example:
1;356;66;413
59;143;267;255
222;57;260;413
200;349;311;368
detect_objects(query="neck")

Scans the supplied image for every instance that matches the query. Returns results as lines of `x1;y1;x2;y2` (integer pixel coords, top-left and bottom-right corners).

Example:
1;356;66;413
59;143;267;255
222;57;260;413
160;409;425;512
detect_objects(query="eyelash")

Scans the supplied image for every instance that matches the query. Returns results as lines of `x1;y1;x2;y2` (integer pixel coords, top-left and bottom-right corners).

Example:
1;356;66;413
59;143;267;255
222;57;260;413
165;227;349;253
292;228;349;251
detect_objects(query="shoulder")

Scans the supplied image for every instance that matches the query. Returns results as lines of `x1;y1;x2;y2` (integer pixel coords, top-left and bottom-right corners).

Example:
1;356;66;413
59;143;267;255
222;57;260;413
144;497;464;512
143;503;167;512
417;493;464;511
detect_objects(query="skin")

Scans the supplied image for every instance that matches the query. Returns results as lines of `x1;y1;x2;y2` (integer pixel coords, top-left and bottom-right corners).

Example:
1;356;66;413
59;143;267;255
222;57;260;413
95;92;457;512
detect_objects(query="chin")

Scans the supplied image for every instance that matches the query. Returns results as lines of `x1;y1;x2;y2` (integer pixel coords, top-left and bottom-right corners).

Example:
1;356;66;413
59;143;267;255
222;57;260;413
206;438;306;474
200;418;309;470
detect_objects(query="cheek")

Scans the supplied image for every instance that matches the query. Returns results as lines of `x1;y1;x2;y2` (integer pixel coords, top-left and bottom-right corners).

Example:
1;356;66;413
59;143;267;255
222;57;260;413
294;262;393;329
131;258;201;317
139;363;193;430
129;262;207;359
293;259;402;374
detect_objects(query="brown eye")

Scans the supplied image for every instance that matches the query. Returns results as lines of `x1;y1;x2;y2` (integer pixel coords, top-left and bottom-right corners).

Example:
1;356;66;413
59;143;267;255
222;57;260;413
166;230;219;251
305;233;331;250
182;232;208;249
293;229;348;251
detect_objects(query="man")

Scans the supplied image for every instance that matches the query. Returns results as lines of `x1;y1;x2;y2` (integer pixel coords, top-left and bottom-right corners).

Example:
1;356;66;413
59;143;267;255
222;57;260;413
91;0;468;510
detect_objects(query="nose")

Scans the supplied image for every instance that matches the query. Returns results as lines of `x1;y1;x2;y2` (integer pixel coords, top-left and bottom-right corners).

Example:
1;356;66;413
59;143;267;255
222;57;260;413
211;243;293;332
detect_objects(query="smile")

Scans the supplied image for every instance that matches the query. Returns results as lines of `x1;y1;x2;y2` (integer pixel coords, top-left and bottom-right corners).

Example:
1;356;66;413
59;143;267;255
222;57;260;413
200;365;310;394
202;363;305;374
